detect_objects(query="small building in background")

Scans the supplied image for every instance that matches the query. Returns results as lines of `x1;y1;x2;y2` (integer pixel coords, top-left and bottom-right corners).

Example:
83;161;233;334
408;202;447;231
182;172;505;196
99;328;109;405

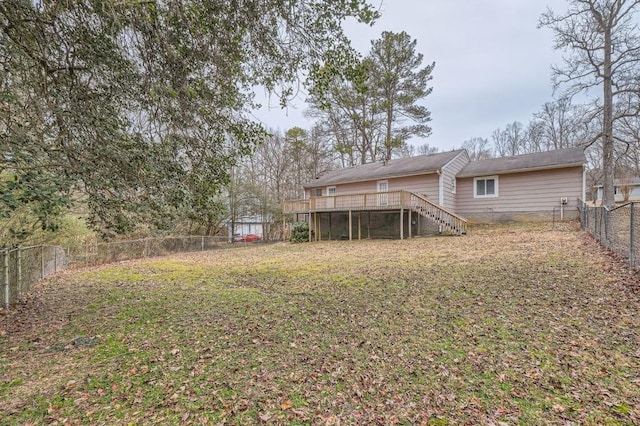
594;177;640;204
225;215;268;241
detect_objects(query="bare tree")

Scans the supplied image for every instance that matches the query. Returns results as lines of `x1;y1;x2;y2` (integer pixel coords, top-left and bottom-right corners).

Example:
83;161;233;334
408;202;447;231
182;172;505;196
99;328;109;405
493;122;525;157
462;137;493;161
396;142;438;158
531;97;587;151
540;0;640;207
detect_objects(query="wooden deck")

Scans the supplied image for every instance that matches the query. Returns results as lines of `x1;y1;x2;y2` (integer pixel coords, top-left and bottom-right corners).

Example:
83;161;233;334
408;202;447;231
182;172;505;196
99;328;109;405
284;190;467;236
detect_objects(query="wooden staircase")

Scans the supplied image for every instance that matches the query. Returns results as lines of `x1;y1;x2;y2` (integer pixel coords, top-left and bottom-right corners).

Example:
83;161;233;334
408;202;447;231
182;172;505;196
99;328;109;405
407;192;467;235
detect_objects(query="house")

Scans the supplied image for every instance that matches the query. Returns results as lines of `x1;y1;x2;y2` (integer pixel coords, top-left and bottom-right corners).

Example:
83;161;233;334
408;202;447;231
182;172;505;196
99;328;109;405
225;215;269;241
283;147;586;240
594;177;640;203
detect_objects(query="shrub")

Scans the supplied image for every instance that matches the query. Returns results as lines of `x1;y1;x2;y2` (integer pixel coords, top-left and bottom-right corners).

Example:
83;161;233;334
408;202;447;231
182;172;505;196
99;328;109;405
290;222;312;243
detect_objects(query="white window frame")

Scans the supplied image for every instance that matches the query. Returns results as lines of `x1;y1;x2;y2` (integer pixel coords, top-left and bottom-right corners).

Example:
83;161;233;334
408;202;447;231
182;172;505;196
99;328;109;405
451;177;457;194
326;186;337;208
377;180;389;206
473;176;499;198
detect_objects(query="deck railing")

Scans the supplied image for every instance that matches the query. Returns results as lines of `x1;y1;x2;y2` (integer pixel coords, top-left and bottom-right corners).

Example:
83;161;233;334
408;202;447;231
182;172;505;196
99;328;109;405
284;190;467;235
408;193;467;235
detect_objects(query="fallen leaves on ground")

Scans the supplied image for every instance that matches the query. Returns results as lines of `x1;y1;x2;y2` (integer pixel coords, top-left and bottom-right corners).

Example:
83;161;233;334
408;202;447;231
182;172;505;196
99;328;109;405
1;222;639;424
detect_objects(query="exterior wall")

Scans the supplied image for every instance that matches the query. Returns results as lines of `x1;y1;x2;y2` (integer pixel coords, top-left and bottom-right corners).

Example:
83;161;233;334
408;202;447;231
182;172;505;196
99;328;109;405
455;166;583;222
306;173;440;200
386;175;439;201
614;185;640;201
441;151;470;211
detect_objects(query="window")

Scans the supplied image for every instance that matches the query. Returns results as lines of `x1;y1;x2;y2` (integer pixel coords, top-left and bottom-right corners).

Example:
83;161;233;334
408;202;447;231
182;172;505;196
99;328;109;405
377;180;388;206
326;186;336;208
312;188;322;197
451;178;457;194
474;176;498;198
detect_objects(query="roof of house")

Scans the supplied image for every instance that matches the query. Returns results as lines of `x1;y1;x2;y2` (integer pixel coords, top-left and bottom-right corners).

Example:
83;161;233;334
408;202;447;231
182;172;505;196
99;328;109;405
457;147;586;178
305;149;466;188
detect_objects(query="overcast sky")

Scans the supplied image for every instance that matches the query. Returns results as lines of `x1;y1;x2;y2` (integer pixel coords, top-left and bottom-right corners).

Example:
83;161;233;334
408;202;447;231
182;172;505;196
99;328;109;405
251;0;568;152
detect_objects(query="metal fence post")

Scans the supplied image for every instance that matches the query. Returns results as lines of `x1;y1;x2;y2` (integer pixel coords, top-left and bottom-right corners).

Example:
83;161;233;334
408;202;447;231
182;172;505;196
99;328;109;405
41;245;45;279
2;249;9;310
201;236;205;251
17;246;22;297
631;203;636;269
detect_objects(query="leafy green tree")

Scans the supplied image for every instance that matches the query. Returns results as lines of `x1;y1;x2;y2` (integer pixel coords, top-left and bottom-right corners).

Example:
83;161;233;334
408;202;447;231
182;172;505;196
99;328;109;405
0;0;378;240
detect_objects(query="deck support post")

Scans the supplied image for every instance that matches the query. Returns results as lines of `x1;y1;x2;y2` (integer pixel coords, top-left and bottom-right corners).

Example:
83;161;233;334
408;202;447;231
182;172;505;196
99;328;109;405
348;210;353;241
317;213;321;241
408;211;412;238
400;208;404;240
358;211;361;240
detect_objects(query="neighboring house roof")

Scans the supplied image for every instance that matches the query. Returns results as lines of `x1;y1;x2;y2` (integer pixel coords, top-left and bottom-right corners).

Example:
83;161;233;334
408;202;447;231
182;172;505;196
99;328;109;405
304;150;465;188
457;147;585;178
618;177;640;185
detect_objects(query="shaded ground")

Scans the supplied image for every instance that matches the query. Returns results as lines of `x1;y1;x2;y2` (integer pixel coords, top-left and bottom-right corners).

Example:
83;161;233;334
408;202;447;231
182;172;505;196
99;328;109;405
1;222;639;425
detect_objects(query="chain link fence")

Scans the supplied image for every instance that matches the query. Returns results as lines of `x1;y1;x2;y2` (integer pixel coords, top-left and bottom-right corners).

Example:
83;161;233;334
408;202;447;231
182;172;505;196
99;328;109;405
579;201;639;269
1;235;247;309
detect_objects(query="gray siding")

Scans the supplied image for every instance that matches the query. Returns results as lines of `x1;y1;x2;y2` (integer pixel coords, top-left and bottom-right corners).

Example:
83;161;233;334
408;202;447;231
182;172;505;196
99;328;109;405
456;166;584;220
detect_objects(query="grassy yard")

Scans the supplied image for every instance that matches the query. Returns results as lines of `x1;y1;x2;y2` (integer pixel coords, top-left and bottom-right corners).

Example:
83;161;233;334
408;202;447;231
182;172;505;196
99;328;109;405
1;223;639;425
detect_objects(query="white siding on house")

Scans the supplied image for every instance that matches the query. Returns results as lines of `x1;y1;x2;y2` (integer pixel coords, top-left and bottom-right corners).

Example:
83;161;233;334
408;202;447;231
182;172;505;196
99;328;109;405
456;167;584;218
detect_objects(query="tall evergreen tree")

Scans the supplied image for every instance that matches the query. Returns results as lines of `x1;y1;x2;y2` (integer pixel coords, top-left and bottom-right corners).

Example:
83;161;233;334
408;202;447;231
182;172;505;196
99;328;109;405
369;31;434;160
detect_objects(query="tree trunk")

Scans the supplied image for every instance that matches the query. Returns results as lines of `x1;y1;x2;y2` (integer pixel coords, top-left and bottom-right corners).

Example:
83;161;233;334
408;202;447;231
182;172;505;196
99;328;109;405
602;24;615;209
385;107;393;161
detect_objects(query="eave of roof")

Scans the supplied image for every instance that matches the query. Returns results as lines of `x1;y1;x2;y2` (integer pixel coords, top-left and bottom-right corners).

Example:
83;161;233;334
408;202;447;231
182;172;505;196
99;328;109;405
456;147;586;178
304;149;465;188
456;162;585;178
